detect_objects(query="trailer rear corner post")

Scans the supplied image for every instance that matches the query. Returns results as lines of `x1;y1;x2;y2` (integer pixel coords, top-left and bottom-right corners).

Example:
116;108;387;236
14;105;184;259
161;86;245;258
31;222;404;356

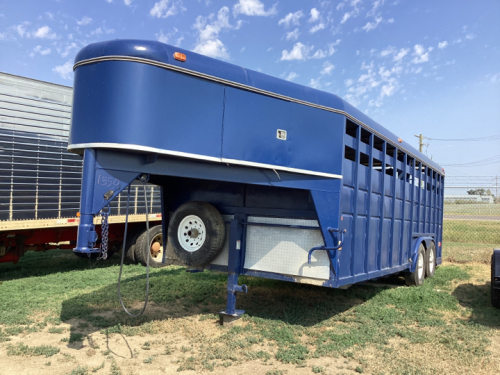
219;213;248;327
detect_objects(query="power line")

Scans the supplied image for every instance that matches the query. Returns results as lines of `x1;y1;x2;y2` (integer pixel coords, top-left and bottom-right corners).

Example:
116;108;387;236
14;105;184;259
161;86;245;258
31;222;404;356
442;154;500;167
425;134;500;141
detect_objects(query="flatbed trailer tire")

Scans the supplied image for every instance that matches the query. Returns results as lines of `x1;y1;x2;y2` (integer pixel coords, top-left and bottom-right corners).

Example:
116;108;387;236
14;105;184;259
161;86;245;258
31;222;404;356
135;225;166;268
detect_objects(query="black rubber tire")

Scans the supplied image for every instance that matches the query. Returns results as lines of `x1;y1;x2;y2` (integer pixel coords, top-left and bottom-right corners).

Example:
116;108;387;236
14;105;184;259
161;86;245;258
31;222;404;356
425;242;436;278
135;225;166;268
123;226;143;264
168;202;226;267
405;244;425;287
491;253;500;308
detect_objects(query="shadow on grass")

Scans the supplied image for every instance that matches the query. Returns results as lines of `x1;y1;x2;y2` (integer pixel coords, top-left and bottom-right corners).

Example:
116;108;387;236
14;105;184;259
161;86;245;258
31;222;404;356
0;249;122;282
452;282;500;328
59;267;390;333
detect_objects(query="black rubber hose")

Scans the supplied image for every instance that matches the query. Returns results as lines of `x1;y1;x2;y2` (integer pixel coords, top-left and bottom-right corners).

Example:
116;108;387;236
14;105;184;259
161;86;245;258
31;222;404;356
117;183;151;318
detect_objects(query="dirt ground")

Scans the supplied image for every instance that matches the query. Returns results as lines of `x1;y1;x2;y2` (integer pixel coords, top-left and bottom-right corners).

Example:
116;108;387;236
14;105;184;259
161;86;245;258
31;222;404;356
0;320;361;375
1;262;499;375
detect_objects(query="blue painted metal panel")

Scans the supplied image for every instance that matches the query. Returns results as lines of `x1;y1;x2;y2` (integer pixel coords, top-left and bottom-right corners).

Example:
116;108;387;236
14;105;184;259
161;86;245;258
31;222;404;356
222;87;344;175
70;62;225;159
72;39;444;173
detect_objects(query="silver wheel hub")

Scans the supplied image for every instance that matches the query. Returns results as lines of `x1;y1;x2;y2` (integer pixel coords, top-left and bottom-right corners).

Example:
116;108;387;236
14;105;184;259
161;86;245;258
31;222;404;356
177;215;206;252
150;233;163;262
429;248;435;272
417;252;424;280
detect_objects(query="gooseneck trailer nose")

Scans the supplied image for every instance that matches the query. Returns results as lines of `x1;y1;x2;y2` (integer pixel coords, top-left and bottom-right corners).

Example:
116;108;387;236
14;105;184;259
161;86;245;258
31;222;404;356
69;40;444;323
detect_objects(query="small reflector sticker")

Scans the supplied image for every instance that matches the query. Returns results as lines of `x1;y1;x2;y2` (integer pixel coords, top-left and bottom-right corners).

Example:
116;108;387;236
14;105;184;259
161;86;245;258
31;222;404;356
174;52;186;62
438;242;441;247
236;240;241;250
277;129;287;140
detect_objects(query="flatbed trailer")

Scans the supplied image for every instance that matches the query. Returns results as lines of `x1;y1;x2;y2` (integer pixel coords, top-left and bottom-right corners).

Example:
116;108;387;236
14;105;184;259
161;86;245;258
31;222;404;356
70;40;445;322
0;72;163;265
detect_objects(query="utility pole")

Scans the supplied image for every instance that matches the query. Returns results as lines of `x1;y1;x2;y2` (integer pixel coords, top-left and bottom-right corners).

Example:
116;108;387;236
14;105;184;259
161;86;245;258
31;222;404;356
496;175;498;203
414;134;424;153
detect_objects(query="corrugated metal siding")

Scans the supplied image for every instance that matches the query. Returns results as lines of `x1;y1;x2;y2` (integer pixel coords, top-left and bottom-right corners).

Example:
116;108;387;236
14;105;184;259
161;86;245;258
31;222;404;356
0;72;160;221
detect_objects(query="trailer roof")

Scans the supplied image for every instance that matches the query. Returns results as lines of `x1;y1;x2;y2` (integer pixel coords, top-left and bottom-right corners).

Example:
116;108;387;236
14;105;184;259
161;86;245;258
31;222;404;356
74;39;444;175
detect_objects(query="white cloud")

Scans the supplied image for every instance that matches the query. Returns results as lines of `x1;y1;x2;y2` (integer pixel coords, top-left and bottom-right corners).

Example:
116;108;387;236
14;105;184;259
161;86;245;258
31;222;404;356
411;44;432;64
361;16;383;32
87;27;115;36
340;12;351;24
310;23;325;33
367;0;385;17
193;39;229;59
490;73;500;83
309;8;320;22
58;42;78;58
46;12;54;20
15;22;30;37
233;0;277;17
280;42;312;61
309;77;321;89
321;61;335;75
387;17;394;23
283;72;298;81
285;28;300;41
278;10;303;27
150;0;185;18
380;46;396;57
393;47;409;61
30;45;51;57
124;0;132;5
193;6;238;59
53;60;73;80
34;26;57;39
345;78;354;87
77;17;92;26
465;33;475;40
438;41;448;49
156;30;170;44
311;49;327;59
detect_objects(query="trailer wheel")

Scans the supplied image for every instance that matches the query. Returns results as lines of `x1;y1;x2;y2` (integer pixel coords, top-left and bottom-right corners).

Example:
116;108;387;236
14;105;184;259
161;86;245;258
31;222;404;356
168;202;225;267
491;253;500;308
135;225;166;268
123;226;143;264
425;242;436;278
405;244;425;287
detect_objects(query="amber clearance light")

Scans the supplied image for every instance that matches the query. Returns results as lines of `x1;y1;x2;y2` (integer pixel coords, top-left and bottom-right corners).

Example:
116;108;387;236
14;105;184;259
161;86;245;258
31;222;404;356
174;52;186;62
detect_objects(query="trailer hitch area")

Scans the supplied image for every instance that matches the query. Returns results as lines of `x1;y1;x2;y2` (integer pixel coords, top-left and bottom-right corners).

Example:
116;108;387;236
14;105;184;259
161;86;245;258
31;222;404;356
308;227;346;264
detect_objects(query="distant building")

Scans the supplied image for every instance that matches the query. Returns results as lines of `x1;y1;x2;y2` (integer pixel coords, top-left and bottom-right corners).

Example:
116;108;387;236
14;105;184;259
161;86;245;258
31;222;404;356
444;195;494;203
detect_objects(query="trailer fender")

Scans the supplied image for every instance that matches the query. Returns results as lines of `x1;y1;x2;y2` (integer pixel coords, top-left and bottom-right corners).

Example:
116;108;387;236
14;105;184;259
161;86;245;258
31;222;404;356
409;237;433;273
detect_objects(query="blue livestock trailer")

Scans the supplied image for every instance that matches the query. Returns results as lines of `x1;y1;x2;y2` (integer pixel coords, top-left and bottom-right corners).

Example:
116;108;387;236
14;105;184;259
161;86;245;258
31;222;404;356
70;40;445;323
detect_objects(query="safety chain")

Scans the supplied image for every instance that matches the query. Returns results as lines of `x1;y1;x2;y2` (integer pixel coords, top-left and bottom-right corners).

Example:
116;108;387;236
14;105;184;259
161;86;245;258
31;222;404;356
98;206;110;260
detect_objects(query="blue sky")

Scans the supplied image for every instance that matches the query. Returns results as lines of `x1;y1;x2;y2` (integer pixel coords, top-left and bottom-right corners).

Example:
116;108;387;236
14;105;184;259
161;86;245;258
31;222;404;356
0;0;499;178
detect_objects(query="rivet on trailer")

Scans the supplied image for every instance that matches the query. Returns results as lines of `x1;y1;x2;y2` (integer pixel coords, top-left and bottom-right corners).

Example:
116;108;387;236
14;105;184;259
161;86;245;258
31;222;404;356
69;40;445;325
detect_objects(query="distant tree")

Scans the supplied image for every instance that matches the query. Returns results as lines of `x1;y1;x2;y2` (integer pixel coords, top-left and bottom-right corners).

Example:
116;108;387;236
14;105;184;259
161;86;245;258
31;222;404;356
467;188;486;196
467;188;493;197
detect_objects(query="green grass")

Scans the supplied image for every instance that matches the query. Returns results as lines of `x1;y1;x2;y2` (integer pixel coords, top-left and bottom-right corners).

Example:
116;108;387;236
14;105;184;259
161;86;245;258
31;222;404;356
443;219;500;244
7;342;60;357
1;248;500;373
443;203;500;216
